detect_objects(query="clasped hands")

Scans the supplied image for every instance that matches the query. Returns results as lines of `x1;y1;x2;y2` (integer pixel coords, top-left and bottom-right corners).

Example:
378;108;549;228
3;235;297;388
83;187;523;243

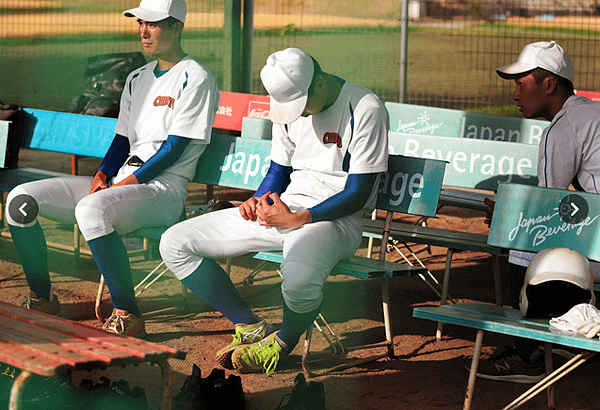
238;191;311;229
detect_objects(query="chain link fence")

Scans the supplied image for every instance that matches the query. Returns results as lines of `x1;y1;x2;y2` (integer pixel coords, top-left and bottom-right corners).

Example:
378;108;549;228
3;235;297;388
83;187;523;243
1;0;598;115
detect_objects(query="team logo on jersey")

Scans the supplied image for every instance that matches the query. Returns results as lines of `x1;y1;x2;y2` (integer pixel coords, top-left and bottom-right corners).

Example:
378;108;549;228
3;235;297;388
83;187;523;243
322;132;342;148
154;96;175;109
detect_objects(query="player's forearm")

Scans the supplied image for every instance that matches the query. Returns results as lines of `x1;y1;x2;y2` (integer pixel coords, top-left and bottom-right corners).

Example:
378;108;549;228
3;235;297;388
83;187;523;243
97;134;130;179
253;161;292;197
309;173;378;222
134;135;191;183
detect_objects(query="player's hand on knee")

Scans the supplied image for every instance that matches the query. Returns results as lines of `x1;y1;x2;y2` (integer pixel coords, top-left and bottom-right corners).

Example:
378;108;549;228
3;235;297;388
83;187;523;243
90;171;109;193
239;196;260;221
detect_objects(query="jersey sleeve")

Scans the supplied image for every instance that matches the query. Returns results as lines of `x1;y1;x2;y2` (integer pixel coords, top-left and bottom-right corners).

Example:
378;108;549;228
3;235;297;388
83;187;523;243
269;123;296;167
168;70;220;144
346;95;389;174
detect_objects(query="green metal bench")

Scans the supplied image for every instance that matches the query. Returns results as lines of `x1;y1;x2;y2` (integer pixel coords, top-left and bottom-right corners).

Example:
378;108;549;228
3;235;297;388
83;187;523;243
412;182;600;409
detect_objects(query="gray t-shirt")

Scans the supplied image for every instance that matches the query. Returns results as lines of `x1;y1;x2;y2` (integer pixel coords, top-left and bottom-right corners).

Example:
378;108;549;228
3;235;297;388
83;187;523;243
537;95;600;193
510;95;600;279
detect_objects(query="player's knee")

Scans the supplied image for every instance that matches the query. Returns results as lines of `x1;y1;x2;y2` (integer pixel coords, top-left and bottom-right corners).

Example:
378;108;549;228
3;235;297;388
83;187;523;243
159;227;203;278
74;197;107;236
6;186;39;227
159;226;184;265
281;262;324;313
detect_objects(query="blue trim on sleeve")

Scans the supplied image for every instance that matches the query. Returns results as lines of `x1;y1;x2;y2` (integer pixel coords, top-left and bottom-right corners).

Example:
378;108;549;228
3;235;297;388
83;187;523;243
134;135;191;183
309;173;378;222
97;134;130;179
253;161;292;197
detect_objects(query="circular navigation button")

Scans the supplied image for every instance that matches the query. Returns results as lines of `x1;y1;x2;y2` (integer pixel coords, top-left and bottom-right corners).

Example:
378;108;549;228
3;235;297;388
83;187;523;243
8;194;39;225
559;194;588;224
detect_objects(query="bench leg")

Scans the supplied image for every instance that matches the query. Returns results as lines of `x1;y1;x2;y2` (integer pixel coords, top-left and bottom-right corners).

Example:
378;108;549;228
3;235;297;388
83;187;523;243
73;223;80;265
436;248;455;340
96;274;106;323
302;323;314;379
9;370;34;410
0;192;5;230
464;329;485;410
492;254;502;306
544;343;555;409
381;278;395;358
157;358;174;410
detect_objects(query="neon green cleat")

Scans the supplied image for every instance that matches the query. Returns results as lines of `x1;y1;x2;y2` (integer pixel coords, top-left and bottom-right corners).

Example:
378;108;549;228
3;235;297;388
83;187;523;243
231;333;287;375
102;309;147;338
215;320;276;369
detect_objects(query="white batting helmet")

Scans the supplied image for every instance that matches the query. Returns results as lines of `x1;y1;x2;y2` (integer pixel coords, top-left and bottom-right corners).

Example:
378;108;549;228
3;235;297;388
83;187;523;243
520;247;596;317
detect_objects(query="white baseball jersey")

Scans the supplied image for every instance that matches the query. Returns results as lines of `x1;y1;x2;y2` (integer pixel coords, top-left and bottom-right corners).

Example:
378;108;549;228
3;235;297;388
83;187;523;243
270;79;389;214
115;55;219;182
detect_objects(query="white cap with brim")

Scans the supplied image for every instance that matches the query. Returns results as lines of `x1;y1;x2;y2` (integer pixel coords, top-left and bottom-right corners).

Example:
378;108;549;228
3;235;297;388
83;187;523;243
496;40;574;82
124;0;187;24
260;48;314;125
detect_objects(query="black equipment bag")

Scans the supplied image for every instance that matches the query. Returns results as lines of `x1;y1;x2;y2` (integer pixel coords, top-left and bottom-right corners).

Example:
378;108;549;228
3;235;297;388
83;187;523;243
69;52;146;118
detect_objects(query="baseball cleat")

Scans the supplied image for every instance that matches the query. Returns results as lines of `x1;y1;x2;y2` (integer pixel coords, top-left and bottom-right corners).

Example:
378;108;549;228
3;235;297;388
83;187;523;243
231;332;287;375
215;320;276;369
21;291;61;315
102;309;147;338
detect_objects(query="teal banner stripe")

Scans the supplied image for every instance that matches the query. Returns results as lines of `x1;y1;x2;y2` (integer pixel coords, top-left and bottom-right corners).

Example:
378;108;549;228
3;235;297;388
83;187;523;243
388;132;538;191
385;102;548;145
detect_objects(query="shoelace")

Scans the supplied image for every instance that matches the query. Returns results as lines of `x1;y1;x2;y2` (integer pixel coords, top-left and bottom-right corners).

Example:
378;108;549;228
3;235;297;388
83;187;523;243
103;314;125;333
252;338;280;375
21;295;35;309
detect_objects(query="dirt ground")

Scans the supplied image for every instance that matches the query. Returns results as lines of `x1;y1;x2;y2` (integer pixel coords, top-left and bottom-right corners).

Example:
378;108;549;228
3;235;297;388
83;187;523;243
2;149;600;410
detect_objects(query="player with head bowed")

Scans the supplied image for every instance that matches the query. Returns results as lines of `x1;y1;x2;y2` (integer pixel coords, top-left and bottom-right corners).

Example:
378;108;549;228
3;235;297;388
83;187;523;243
160;47;390;374
5;0;219;337
481;40;600;383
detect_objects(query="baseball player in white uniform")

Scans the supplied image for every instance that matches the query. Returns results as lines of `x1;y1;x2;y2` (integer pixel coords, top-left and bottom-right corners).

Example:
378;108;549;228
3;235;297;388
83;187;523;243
160;47;389;374
5;0;219;338
481;41;600;382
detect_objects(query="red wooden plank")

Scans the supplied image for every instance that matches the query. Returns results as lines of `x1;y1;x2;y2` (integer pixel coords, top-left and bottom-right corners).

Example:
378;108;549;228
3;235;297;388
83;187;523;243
0;302;185;360
0;340;67;377
0;320;106;364
0;317;126;365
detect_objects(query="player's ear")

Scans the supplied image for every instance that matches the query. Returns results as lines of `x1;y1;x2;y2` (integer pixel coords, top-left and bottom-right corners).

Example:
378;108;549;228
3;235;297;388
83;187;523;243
544;75;557;94
313;74;326;94
171;20;184;36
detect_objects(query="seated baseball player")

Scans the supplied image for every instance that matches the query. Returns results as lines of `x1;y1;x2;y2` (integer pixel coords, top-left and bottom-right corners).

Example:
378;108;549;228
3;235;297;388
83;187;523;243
159;47;389;374
5;0;219;338
480;40;600;383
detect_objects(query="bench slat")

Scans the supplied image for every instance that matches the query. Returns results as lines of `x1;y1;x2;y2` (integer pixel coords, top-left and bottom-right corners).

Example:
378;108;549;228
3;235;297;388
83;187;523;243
250;251;427;280
0;324;109;372
0;303;184;360
413;303;600;352
0;340;70;377
362;219;502;254
0;167;71;191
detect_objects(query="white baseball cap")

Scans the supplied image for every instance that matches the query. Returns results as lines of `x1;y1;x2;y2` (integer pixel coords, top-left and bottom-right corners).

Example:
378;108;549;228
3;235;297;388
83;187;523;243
124;0;187;24
260;48;314;124
496;41;574;82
